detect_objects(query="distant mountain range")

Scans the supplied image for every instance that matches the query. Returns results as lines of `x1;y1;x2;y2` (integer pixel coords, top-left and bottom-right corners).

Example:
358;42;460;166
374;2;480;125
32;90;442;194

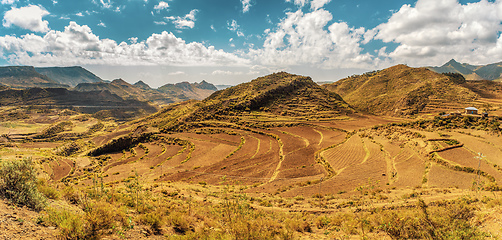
0;66;69;89
75;79;217;105
35;66;103;87
0;65;219;106
428;59;502;81
0;87;157;117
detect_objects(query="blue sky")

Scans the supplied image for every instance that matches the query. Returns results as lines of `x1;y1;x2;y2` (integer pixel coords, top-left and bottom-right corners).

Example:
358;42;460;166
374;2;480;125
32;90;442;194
0;0;501;87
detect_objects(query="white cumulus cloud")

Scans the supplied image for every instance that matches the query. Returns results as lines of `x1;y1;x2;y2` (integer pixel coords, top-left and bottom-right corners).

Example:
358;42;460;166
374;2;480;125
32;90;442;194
0;21;249;67
1;0;17;4
212;70;244;75
286;0;308;7
249;9;373;69
166;9;199;29
310;0;331;10
154;1;169;10
241;0;252;13
2;5;50;33
228;20;244;37
372;0;502;66
168;71;186;76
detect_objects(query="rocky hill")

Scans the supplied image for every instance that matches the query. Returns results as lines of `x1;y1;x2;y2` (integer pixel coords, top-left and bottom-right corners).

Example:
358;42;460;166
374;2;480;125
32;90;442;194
429;59;502;81
325;65;478;116
35;66;103;87
0;66;68;89
150;72;353;131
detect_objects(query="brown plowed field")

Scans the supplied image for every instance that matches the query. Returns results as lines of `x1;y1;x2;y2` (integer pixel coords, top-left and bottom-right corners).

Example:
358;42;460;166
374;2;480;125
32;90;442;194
314;127;346;148
267;129;306;154
451;132;502;166
103;146;145;175
323;140;388;191
317;114;401;131
277;146;321;179
393;150;425;188
373;136;403;157
321;135;365;170
428;164;478;189
170;132;241;146
438;148;502;183
46;158;73;181
175;133;281;184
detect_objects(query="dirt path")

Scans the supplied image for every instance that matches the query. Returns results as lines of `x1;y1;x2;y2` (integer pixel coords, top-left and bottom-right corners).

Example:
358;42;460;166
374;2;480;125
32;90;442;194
269;138;284;182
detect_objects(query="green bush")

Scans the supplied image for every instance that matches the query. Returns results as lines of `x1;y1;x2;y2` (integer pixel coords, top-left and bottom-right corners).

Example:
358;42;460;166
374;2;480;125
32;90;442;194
0;158;46;210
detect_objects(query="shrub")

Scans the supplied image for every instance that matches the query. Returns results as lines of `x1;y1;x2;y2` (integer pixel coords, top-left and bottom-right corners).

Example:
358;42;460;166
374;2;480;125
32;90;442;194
37;179;60;200
139;212;165;235
85;200;126;238
42;207;86;240
62;186;81;204
0;158;46;210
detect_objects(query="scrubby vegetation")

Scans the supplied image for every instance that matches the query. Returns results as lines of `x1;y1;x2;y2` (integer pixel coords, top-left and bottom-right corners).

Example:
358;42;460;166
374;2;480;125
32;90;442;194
0;158;46;210
391;115;502;134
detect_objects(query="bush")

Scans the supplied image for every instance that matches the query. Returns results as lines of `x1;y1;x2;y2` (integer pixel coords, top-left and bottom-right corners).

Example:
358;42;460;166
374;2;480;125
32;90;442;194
139;212;165;235
42;207;86;240
37;179;60;200
85;200;126;238
0;158;46;210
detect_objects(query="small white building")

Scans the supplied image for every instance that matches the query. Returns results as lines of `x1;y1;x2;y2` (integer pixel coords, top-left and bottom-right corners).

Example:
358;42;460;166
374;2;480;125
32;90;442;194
465;107;478;115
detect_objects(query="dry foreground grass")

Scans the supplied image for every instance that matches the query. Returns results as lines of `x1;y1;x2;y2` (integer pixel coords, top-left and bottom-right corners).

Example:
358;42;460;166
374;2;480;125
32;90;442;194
2;106;502;239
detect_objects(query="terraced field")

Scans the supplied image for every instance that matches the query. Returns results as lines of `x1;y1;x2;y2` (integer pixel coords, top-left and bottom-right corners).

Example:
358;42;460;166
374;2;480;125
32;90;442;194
2;104;502;200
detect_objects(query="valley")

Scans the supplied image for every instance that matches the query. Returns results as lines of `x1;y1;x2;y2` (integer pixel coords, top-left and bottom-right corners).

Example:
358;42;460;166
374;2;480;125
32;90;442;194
1;68;502;239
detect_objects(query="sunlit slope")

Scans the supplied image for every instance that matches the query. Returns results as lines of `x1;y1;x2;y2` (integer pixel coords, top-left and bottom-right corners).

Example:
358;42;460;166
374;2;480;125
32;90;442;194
325;65;478;116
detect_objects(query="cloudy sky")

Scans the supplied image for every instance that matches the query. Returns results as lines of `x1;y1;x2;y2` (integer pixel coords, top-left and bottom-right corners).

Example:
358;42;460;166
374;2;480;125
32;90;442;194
1;0;502;87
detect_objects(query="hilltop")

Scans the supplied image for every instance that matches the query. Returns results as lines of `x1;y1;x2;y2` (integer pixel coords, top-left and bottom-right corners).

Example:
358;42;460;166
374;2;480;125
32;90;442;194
150;72;353;131
204;72;350;116
133;80;151;90
0;66;68;89
35;66;103;87
325;65;478;116
429;59;502;81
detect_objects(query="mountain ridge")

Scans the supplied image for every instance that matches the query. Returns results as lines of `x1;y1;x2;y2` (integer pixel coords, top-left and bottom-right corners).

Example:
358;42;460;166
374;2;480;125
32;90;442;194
429;59;502;81
0;66;69;89
325;65;478;116
35;66;103;87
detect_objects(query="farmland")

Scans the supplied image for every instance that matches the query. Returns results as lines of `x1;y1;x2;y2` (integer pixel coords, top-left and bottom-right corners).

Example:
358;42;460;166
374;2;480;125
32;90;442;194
1;72;502;239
